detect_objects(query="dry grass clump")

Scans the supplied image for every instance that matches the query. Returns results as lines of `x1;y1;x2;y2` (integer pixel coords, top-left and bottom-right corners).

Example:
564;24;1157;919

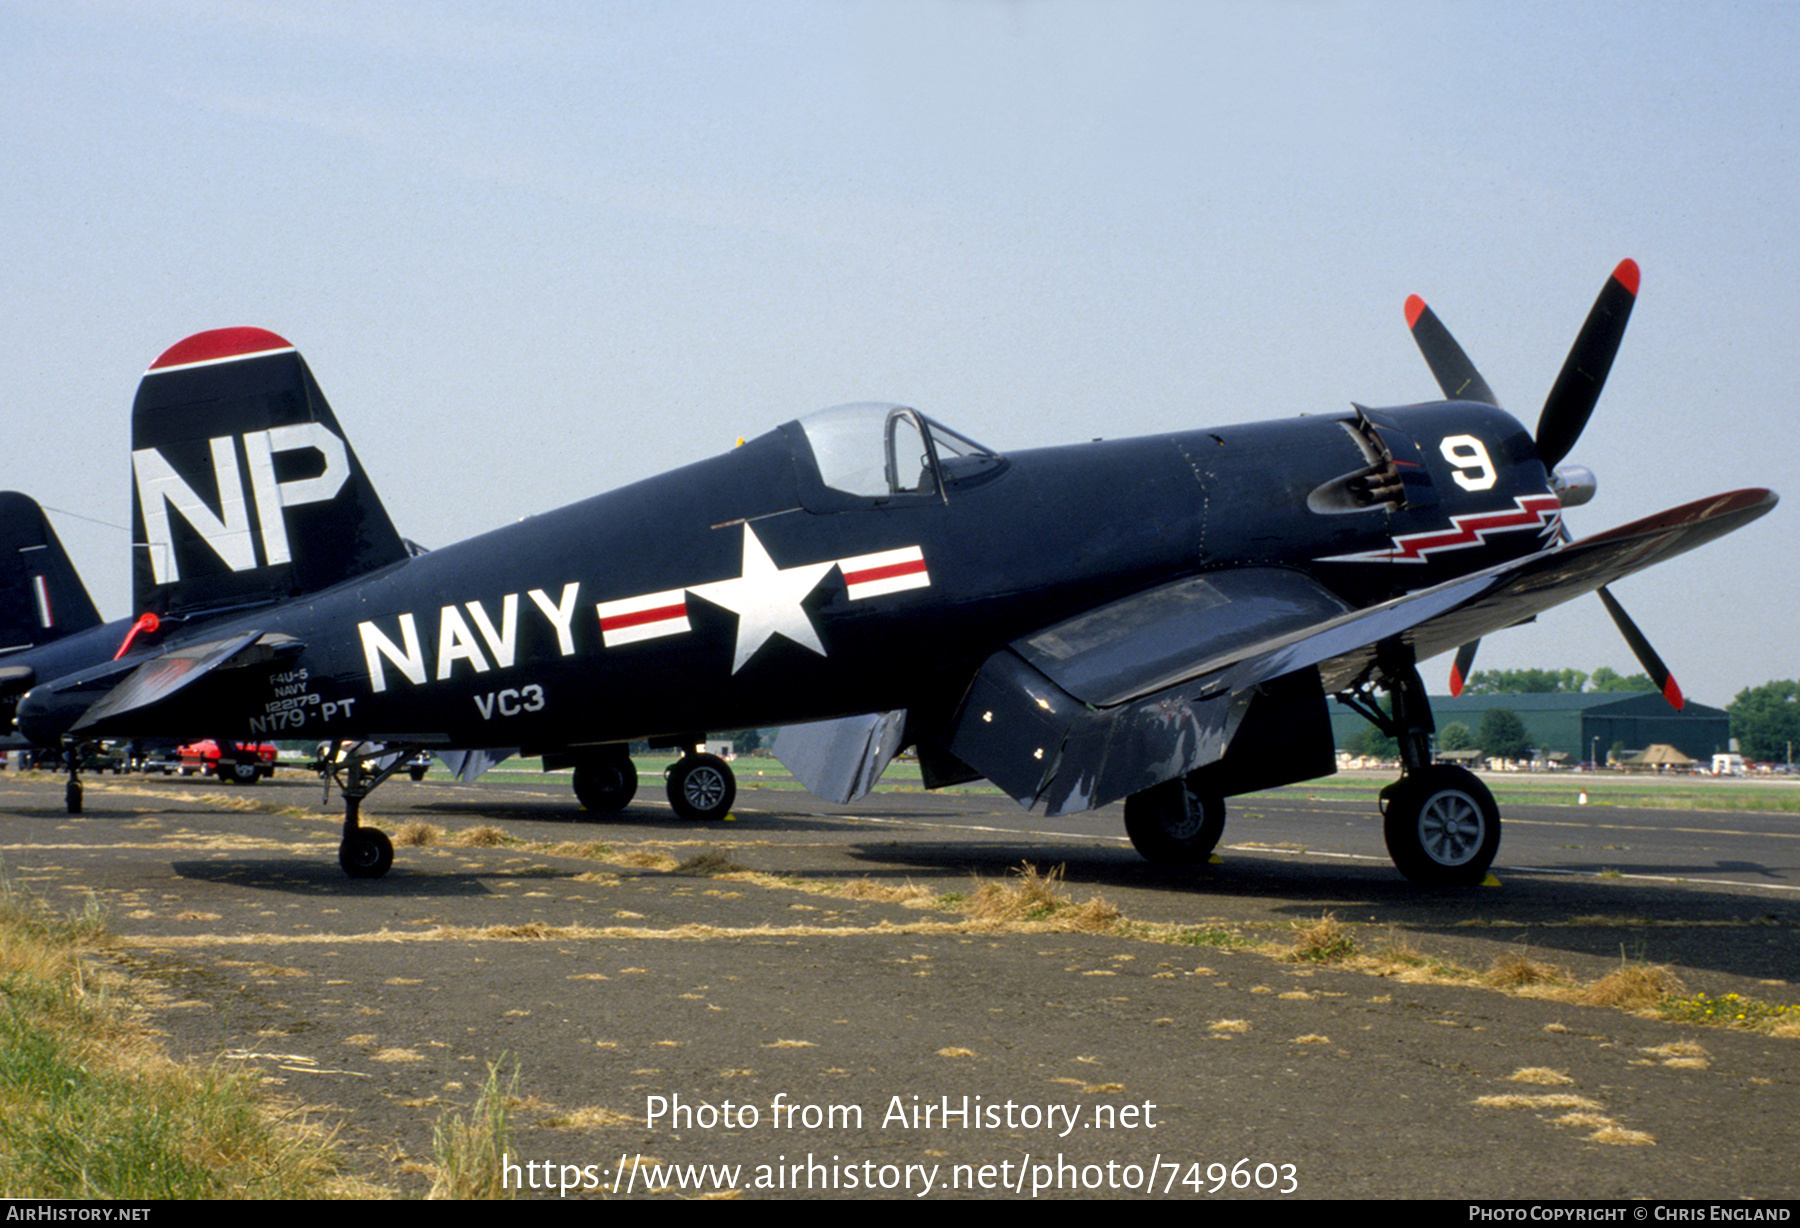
393;821;441;847
963;863;1120;932
1284;912;1357;963
1582;961;1686;1009
1486;953;1571;990
1507;1067;1574;1086
835;878;938;907
449;825;510;848
672;852;744;876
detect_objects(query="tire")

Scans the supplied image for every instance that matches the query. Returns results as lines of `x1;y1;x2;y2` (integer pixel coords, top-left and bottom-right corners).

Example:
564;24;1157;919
408;765;427;782
1123;777;1226;865
573;750;638;813
66;778;82;815
339;828;395;879
1382;765;1500;886
227;759;261;785
666;753;734;821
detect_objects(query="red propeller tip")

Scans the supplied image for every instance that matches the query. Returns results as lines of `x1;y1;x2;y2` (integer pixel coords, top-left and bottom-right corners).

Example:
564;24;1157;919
1663;675;1684;710
1612;259;1640;297
1404;294;1427;329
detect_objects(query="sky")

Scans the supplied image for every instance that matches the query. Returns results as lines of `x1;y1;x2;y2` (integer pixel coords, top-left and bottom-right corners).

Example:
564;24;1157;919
1;0;1794;709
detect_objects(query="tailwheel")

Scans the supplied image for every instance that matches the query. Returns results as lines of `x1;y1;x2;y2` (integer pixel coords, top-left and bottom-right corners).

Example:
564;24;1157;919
339;827;394;879
1382;764;1500;886
572;747;638;814
1123;776;1225;865
666;752;734;821
64;748;82;815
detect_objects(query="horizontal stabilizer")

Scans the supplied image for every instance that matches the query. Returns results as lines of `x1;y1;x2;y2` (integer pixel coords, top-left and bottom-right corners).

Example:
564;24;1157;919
20;632;304;742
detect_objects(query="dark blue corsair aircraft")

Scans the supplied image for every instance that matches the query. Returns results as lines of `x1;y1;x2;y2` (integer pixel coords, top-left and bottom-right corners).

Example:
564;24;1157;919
11;261;1776;885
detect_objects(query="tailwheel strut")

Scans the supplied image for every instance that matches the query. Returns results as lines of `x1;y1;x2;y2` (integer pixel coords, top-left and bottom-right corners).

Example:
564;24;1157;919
324;742;418;879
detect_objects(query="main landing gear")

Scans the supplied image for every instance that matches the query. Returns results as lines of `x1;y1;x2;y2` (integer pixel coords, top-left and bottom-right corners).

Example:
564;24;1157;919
1345;660;1501;886
665;751;735;821
571;745;639;813
1122;774;1226;865
567;744;735;821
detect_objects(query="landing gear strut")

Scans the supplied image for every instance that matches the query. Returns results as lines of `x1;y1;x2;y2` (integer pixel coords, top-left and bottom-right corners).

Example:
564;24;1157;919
1343;657;1501;886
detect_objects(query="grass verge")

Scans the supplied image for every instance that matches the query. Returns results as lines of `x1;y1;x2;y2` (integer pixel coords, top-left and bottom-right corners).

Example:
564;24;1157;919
0;879;344;1198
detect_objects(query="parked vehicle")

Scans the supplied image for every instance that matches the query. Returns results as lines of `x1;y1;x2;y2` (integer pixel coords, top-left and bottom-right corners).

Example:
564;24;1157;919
178;740;278;783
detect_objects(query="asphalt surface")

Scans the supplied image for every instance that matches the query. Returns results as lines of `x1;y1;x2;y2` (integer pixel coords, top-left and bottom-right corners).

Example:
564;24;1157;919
1;767;1795;1200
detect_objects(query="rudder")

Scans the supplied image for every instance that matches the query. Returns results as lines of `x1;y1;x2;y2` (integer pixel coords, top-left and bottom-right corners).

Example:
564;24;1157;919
0;492;104;654
130;327;408;619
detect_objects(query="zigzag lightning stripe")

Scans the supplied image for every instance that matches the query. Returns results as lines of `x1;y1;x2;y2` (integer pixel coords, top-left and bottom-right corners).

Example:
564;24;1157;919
1316;494;1563;565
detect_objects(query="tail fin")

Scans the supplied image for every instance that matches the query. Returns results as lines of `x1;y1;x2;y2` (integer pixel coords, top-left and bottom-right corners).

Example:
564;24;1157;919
130;327;408;620
0;493;104;653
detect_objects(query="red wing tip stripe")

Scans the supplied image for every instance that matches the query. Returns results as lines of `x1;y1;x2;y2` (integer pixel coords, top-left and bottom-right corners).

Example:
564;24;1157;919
1404;295;1427;329
148;327;296;373
1613;259;1640;297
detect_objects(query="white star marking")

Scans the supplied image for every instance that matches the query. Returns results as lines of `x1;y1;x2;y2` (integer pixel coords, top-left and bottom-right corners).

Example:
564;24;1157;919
687;524;835;673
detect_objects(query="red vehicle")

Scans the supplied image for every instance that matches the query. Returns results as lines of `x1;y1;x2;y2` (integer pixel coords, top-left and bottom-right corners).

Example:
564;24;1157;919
178;740;278;784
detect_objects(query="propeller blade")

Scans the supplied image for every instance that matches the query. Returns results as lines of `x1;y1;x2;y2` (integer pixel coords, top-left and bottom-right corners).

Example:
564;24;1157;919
1448;640;1479;697
1536;259;1639;470
1595;585;1683;710
1404;295;1499;405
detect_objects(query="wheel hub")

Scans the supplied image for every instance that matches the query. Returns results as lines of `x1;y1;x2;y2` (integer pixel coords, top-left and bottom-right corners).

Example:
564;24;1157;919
684;768;727;808
1417;790;1484;866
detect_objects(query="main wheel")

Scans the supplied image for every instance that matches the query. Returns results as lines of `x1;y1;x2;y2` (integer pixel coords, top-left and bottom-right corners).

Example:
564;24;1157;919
666;753;734;821
573;750;638;813
1123;776;1225;865
1382;765;1500;886
339;827;395;879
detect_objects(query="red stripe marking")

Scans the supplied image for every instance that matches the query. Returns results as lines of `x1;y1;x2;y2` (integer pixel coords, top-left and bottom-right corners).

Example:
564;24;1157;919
844;559;927;586
601;602;685;632
1405;295;1427;329
149;327;294;371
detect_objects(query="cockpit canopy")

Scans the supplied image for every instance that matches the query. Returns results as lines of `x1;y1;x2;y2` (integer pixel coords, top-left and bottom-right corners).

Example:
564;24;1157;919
795;403;1003;504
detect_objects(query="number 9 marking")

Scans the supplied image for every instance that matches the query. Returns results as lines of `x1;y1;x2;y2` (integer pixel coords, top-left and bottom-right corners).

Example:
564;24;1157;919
1440;434;1495;492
